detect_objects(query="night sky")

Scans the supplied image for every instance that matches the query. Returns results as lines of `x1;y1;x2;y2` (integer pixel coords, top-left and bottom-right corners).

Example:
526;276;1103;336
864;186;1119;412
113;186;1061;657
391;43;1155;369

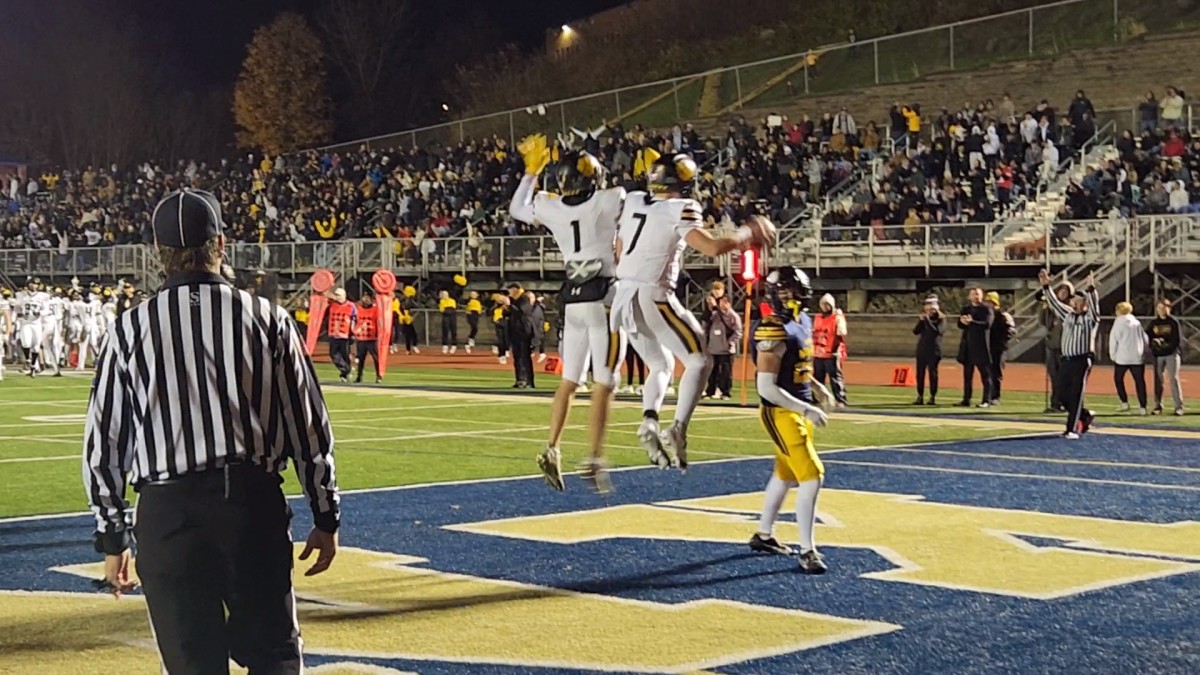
118;0;628;89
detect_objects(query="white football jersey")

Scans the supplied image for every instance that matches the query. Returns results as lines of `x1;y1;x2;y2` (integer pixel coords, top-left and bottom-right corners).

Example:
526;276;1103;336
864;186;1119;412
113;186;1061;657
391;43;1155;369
102;299;118;327
615;191;703;290
85;297;104;325
69;299;89;324
532;187;625;276
0;298;10;330
15;291;49;327
43;296;65;323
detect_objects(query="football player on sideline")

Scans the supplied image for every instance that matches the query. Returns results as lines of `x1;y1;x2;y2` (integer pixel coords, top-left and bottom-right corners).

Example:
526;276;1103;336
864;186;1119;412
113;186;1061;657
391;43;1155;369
510;133;626;493
611;151;775;470
15;278;49;376
41;287;66;376
0;287;12;381
749;266;833;574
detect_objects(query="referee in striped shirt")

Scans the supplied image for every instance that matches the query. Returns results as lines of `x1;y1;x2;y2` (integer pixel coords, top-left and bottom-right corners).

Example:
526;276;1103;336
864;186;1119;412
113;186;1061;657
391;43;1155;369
1039;269;1099;438
83;188;340;674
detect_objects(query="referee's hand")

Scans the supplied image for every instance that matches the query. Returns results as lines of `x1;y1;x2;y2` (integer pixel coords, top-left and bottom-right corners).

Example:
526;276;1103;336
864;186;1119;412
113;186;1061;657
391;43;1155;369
299;527;338;576
104;551;138;597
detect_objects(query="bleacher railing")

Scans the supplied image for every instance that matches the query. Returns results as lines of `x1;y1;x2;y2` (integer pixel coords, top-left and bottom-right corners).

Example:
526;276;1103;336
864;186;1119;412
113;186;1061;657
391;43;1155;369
318;0;1195;154
5;215;1197;282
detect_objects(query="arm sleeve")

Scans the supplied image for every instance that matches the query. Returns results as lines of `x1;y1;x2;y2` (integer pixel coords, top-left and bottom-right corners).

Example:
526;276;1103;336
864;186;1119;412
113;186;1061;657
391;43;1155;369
674;200;705;237
274;309;340;533
509;174;538;225
1167;318;1183;352
1087;287;1100;323
1108;322;1119;357
83;332;134;554
913;318;925;336
757;371;821;417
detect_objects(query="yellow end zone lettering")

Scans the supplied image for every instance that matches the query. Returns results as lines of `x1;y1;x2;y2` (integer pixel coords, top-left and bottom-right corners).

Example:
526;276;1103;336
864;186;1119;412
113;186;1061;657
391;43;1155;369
448;489;1200;599
27;546;896;673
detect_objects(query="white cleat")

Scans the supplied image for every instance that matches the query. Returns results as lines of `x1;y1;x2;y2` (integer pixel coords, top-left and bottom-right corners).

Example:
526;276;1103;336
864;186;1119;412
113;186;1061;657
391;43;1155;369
660;424;688;471
536;447;564;492
638;418;671;469
1117;402;1130;412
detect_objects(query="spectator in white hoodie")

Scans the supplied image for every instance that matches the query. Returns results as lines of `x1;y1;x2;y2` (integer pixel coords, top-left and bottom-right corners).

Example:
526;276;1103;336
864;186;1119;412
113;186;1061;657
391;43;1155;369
1109;301;1149;414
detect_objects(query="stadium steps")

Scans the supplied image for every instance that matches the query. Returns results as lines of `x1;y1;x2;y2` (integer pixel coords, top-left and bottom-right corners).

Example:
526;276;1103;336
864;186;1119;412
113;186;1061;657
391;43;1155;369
713;56;813;117
685;28;1200;135
698;73;724;117
611;76;703;127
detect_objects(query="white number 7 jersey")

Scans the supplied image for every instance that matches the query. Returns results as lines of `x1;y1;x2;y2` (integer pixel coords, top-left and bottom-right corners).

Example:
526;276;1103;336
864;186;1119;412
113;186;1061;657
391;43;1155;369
615;191;703;291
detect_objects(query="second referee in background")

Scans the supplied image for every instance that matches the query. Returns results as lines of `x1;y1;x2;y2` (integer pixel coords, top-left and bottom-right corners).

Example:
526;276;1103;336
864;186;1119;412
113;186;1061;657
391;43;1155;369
83;188;340;674
1039;268;1099;439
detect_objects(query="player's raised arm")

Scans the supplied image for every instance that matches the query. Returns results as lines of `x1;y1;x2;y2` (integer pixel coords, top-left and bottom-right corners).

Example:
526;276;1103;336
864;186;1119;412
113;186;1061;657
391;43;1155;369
684;214;776;257
510;134;551;225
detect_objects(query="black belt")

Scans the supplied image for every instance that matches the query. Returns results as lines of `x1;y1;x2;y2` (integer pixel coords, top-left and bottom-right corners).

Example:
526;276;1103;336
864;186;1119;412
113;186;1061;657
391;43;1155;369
134;459;270;494
1062;353;1095;362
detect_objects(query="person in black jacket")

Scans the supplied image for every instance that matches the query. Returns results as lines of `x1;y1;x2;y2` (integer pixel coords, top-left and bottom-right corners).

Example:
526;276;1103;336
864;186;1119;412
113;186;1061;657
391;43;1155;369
956;287;994;407
1147;299;1185;415
985;291;1016;405
912;295;944;405
505;282;537;388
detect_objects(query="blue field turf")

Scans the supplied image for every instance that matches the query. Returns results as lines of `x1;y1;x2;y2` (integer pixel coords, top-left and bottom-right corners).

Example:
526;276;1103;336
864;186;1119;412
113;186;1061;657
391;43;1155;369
3;433;1198;673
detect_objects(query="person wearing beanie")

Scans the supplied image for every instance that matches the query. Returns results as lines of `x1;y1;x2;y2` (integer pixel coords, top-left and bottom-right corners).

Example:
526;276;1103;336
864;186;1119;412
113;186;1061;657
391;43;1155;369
956;287;994;408
1109;301;1148;414
984;291;1016;405
912;295;944;405
812;293;849;408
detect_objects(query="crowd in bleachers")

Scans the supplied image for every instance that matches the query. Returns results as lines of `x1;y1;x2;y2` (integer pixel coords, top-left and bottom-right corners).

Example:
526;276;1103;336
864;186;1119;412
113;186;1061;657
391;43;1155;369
821;88;1200;246
2;87;1196;258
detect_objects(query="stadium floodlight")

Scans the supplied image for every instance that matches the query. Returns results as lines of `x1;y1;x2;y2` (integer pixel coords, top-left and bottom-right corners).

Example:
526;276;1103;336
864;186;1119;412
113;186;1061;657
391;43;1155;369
441;103;450;112
561;24;571;32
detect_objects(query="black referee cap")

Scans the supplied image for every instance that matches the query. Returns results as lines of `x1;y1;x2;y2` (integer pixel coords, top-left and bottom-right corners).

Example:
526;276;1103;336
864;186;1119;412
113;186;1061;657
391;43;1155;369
150;189;224;247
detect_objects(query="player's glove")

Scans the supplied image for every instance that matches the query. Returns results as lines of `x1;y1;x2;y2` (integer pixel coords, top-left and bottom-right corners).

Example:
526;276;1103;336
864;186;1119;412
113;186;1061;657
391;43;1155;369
801;402;829;428
518;134;551;176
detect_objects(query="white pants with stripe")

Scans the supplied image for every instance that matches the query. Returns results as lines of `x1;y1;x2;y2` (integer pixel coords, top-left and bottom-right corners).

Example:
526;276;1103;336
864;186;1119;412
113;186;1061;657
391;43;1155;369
610;283;711;418
560;300;626;388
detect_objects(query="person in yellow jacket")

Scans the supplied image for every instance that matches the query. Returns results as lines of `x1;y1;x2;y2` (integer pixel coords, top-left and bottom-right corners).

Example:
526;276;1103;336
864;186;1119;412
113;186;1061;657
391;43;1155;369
396;296;419;355
465;291;483;353
438;290;458;354
492;298;509;364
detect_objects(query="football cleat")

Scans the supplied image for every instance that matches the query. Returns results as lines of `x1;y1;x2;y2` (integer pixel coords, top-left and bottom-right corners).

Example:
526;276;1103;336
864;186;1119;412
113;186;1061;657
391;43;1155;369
638;418;671;469
537;447;565;492
749;533;794;556
660;424;688;471
579;460;613;495
798;550;828;575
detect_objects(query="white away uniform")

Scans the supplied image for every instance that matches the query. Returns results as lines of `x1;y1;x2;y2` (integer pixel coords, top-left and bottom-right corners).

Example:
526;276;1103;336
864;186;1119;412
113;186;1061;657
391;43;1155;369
84;296;105;363
41;295;65;374
0;297;11;380
15;290;48;352
610;191;711;462
510;175;627;388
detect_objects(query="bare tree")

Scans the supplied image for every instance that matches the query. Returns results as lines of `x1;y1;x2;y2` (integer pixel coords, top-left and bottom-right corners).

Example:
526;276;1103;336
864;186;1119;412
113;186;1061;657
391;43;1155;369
318;0;415;135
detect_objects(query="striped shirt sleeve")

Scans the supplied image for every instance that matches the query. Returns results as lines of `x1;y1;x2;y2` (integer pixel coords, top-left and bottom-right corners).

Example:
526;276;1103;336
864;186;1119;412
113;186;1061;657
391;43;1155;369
273;306;340;532
82;333;134;551
1042;284;1072;320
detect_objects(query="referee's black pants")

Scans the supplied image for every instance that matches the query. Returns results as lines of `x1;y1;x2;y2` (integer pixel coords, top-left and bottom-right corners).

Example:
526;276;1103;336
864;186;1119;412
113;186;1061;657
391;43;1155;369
135;464;300;675
329;337;352;378
1058;354;1094;434
355;340;379;382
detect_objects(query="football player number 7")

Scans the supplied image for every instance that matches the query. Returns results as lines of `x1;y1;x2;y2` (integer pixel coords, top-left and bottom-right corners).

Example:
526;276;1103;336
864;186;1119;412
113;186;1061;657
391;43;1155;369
624;213;647;254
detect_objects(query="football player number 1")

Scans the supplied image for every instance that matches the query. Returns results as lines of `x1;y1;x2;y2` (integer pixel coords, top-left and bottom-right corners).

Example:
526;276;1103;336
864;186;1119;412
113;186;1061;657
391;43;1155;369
625;213;647;255
570;220;581;254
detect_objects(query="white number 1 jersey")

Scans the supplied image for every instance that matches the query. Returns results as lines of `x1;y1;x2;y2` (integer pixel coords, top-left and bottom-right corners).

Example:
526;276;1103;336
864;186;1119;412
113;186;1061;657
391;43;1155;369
615;191;703;291
510;175;624;277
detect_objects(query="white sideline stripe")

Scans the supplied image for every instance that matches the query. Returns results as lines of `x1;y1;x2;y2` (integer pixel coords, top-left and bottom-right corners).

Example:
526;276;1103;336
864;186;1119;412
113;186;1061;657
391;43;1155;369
0;432;1074;525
